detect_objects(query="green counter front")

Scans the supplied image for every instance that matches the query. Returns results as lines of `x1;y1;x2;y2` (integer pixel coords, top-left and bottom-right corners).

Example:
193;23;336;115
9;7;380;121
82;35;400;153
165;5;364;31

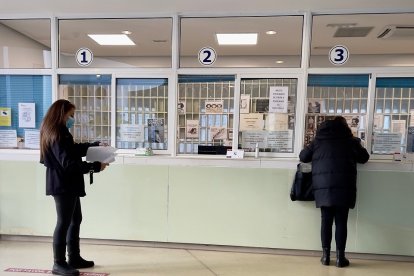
1;158;413;256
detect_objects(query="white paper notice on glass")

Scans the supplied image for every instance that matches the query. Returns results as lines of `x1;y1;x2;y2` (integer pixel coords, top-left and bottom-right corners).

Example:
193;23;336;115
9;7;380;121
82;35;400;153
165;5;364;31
86;146;117;163
18;103;36;128
391;120;406;137
119;124;145;142
24;129;40;149
240;94;250;114
239;113;264;131
269;86;288;113
372;133;401;154
265;113;288;131
0;130;17;148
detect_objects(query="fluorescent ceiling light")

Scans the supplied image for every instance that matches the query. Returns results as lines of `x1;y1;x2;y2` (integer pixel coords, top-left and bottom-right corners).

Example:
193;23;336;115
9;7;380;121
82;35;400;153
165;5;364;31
216;33;257;45
88;34;135;45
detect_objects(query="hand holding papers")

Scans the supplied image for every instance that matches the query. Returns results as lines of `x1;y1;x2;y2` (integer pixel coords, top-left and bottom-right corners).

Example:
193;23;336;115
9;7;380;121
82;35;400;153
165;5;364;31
86;146;117;163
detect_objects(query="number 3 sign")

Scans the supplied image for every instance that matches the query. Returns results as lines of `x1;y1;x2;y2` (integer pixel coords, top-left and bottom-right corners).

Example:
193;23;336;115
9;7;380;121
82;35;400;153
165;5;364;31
329;45;349;65
76;48;93;67
198;47;216;66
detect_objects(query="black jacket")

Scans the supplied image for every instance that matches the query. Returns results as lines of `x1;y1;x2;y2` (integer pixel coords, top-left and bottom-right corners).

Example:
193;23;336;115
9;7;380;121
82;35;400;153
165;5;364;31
299;120;370;208
40;126;101;196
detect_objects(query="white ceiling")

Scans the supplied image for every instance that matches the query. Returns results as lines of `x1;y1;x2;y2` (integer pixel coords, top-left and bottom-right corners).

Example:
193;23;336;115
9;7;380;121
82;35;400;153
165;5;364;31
0;0;414;15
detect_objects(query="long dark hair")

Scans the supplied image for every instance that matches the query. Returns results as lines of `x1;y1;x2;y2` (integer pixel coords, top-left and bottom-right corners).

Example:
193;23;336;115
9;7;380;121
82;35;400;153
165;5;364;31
40;99;75;160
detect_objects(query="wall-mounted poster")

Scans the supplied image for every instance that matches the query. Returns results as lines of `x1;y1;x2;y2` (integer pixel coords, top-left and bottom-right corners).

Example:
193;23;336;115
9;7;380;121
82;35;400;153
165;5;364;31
18;103;36;128
209;127;227;140
269;86;288;113
240;113;264;131
120;124;145;142
147;118;164;143
186;120;199;139
265;113;288;131
205;100;223;114
0;130;17;148
307;99;325;113
240;94;250;114
178;101;186;114
255;99;269;112
0;107;12;126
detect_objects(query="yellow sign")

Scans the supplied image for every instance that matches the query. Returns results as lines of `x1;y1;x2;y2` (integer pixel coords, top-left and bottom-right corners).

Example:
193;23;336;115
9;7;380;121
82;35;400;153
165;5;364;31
0;107;11;126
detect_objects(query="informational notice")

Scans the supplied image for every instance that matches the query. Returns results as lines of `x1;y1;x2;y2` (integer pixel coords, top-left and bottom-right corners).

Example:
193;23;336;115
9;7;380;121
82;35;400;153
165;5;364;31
267;130;293;152
24;129;40;149
269;86;288;113
241;131;266;149
265;113;288;131
372;132;401;153
119;124;145;142
241;130;293;152
239;113;263;131
0;130;17;148
18;103;36;128
0;107;12;126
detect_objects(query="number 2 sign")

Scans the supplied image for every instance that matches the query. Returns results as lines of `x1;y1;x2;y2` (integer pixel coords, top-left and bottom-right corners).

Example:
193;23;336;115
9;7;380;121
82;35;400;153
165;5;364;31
329;45;349;65
198;47;216;66
76;48;93;67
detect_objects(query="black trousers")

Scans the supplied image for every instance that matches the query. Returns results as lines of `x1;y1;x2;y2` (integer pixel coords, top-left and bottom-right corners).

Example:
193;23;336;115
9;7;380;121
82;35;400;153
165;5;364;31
320;206;349;251
53;195;82;261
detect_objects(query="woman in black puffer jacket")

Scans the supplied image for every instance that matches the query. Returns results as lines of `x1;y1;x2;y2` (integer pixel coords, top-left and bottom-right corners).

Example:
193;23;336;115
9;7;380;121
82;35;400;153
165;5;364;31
299;116;369;268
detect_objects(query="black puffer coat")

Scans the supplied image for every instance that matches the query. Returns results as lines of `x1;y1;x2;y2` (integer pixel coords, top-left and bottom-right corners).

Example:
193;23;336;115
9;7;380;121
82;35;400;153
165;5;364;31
40;126;101;196
299;120;369;208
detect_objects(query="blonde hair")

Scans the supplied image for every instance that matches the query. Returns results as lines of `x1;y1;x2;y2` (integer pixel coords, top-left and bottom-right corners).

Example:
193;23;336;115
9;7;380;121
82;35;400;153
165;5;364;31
40;99;75;160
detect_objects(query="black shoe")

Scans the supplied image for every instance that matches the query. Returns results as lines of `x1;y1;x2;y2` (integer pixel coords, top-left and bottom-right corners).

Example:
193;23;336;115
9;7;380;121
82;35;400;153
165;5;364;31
320;247;330;266
336;250;350;268
52;262;79;275
68;256;95;269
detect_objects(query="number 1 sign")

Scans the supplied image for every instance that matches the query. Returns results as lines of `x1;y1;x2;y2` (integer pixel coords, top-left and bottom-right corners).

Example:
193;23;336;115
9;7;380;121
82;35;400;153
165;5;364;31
198;47;216;66
76;48;93;67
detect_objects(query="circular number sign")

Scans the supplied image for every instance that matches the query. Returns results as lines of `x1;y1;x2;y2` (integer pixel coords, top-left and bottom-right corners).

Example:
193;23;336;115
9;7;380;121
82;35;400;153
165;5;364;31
76;48;93;67
329;45;349;65
198;47;216;66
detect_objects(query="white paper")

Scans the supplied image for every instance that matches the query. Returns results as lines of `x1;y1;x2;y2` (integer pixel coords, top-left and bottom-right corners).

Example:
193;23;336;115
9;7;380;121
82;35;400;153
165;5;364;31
186;120;199;138
265;113;288;131
269;86;288;113
240;94;250;114
18;103;36;128
0;130;17;148
226;150;244;159
391;120;406;137
373;114;384;130
205;100;224;114
372;133;401;153
24;129;40;149
86;146;117;163
119;124;145;142
239;113;264;131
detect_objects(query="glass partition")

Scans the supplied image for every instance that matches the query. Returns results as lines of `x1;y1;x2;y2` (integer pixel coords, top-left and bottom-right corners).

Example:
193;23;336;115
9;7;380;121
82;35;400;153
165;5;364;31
311;13;414;67
180;16;303;68
59;18;172;68
59;75;112;144
116;78;168;150
0;19;51;69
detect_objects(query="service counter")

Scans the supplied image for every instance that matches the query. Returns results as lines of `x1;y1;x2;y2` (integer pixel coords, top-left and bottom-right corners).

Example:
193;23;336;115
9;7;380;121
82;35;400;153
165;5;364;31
1;151;414;257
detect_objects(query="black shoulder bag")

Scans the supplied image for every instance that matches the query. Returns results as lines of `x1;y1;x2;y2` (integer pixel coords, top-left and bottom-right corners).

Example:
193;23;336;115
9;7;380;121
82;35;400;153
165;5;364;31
290;163;314;201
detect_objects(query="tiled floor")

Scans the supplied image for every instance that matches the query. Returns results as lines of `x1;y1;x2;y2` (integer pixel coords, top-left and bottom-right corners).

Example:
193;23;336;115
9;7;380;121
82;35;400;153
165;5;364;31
1;239;414;276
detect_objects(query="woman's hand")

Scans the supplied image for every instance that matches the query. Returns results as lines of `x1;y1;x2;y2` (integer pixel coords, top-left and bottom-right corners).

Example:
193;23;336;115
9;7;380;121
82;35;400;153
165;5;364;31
101;163;109;171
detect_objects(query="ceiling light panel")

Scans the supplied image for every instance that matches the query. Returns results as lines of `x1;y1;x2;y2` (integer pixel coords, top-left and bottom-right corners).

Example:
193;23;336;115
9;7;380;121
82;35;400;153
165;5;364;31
216;33;258;45
88;34;135;45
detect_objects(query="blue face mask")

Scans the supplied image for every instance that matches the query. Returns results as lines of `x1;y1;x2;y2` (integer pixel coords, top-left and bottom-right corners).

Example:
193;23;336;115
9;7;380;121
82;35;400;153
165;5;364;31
66;116;75;129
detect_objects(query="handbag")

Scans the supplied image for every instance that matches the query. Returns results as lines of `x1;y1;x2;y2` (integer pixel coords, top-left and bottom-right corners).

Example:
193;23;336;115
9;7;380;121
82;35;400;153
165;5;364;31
290;163;314;201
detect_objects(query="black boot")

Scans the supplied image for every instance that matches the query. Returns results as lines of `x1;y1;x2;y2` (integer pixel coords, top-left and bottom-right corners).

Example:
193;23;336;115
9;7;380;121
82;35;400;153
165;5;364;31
336;250;350;268
52;261;80;275
320;247;330;265
68;239;94;269
52;244;79;275
68;255;95;269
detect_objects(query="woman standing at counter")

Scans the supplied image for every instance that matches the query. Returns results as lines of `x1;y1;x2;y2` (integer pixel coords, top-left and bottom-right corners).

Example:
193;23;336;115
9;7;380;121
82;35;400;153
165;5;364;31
299;116;369;267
